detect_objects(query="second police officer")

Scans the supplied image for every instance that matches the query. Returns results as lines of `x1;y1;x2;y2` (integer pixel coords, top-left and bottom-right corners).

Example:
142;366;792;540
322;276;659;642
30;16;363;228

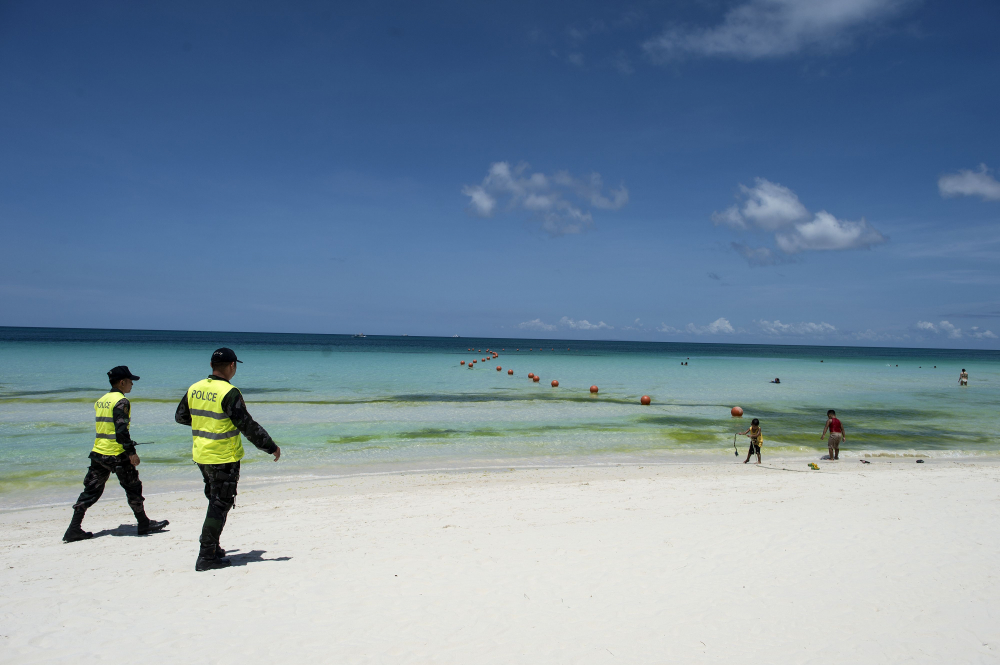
175;348;281;571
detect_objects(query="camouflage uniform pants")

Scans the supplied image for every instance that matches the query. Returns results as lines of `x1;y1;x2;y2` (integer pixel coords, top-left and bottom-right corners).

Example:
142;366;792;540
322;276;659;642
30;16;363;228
197;461;240;555
73;451;145;518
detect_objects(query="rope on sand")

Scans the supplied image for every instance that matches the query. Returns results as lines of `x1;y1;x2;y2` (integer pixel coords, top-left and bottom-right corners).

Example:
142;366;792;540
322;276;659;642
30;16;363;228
753;464;823;474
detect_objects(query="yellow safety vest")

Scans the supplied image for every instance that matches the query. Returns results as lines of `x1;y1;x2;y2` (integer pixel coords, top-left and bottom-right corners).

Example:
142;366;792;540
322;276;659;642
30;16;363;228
187;377;244;464
93;391;127;456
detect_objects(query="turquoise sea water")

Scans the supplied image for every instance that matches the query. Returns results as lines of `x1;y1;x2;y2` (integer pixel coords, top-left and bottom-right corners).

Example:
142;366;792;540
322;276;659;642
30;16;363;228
1;327;998;508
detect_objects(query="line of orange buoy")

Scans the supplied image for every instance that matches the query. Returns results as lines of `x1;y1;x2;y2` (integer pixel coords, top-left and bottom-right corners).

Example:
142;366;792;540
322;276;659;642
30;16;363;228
456;346;668;408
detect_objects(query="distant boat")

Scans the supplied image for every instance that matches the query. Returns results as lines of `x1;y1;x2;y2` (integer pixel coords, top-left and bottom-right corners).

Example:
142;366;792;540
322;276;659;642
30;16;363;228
352;333;366;338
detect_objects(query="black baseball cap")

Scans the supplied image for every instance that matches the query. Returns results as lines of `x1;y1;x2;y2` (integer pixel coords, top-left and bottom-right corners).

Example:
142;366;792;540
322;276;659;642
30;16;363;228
211;347;243;364
108;366;140;382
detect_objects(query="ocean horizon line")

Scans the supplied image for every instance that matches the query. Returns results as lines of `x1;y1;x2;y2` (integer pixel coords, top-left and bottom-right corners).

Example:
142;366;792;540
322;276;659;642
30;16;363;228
1;324;997;356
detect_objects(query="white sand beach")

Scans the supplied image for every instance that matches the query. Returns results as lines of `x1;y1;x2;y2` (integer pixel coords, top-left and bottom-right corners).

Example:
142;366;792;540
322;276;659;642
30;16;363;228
2;460;999;664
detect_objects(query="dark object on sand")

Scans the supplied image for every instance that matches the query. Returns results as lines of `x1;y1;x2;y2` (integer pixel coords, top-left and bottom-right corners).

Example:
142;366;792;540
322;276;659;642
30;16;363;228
860;460;871;464
916;459;925;463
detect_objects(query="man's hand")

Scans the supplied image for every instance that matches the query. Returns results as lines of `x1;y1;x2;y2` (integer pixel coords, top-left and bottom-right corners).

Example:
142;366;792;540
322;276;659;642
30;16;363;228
272;446;281;462
129;453;141;466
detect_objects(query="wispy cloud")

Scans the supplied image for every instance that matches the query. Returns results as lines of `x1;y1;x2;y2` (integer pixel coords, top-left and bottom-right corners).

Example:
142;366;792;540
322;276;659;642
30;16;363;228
519;318;556;331
518;316;613;332
463;162;628;237
730;241;783;266
757;319;836;335
660;317;736;335
916;320;963;339
717;177;886;264
938;164;1000;201
560;316;612;330
643;0;915;61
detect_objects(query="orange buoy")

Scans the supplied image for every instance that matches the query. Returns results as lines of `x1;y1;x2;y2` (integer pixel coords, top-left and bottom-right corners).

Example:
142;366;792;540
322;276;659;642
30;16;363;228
590;385;598;393
472;359;477;363
640;395;651;405
731;406;744;418
533;376;540;382
460;360;465;365
528;372;534;378
496;366;502;371
551;380;559;387
508;369;513;375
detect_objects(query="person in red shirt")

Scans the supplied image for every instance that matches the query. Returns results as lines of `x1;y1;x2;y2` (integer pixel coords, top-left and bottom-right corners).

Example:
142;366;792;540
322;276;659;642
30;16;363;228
821;409;846;460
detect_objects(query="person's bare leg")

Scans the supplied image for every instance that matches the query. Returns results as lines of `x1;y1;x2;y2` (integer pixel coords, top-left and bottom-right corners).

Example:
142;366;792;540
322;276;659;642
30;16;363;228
744;446;752;464
828;443;834;460
756;450;761;464
833;441;840;460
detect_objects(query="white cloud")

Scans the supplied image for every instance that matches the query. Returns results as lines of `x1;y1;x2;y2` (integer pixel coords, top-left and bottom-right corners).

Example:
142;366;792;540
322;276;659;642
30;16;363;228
686;318;735;335
775;211;887;252
461;185;496;216
939;321;962;338
560;316;612;330
643;0;914;61
518;318;556;331
717;177;886;263
463;162;628;237
972;329;998;339
917;320;962;339
742;182;809;229
758;319;836;335
731;241;782;266
938;164;1000;201
657;323;680;333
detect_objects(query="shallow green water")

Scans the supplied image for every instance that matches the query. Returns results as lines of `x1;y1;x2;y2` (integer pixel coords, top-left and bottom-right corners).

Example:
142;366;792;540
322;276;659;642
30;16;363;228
1;327;997;507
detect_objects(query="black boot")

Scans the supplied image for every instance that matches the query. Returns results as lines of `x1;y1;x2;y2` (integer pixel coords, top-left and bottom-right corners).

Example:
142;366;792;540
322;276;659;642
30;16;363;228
63;509;93;543
195;544;231;571
137;516;169;536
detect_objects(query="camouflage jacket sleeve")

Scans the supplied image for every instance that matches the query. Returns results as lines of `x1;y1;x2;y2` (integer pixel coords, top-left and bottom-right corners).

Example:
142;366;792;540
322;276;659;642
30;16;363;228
220;388;277;454
113;398;137;456
174;393;193;426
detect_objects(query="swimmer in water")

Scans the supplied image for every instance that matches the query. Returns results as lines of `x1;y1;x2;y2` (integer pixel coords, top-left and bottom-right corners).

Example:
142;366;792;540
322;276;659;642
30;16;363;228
741;418;762;465
959;369;969;386
770;377;780;384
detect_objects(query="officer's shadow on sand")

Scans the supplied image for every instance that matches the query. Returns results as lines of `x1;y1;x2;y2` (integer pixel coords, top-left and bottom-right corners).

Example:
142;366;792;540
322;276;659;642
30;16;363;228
91;523;172;538
227;549;292;566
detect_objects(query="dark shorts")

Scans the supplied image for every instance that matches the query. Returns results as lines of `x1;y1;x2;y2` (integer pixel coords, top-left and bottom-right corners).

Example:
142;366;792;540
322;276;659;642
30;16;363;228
748;442;761;455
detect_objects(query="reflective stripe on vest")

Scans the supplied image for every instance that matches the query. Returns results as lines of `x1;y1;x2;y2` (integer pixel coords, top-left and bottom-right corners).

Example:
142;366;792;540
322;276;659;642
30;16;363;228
187;377;245;464
93;391;126;456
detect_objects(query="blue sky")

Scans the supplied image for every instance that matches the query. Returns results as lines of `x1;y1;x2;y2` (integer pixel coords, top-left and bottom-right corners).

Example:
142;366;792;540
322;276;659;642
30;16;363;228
1;0;999;348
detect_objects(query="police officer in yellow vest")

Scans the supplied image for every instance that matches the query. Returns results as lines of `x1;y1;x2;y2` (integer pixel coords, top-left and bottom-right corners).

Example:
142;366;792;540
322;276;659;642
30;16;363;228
63;366;169;542
175;348;281;571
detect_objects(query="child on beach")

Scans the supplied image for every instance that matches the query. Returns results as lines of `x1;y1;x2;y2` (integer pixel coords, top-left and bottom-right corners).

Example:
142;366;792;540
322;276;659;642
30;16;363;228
821;410;845;460
741;418;762;464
